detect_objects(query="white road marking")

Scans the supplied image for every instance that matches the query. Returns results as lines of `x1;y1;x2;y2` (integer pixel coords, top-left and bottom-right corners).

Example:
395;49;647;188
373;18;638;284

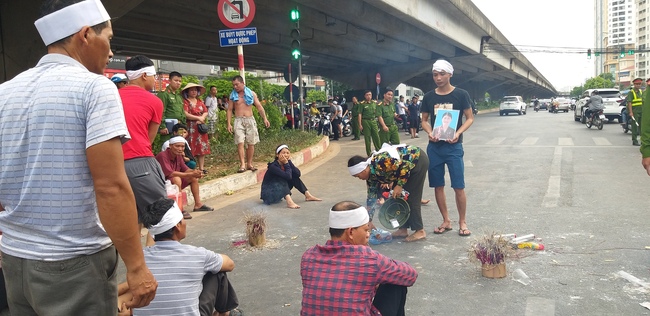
486;137;506;145
542;147;562;208
592;137;612;146
521;137;539;145
558;138;574;146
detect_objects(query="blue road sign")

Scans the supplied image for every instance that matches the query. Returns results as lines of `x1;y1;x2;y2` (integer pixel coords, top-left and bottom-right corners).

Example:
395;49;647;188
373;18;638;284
219;27;258;47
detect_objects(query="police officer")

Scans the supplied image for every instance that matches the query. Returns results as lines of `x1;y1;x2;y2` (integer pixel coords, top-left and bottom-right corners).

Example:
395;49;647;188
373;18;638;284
358;90;381;156
628;78;644;146
350;96;361;140
377;88;400;145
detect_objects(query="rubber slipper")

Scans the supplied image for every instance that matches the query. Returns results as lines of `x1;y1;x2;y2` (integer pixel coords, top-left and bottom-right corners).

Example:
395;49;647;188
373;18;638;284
433;226;452;234
247;166;258;172
237;168;246;173
458;228;472;237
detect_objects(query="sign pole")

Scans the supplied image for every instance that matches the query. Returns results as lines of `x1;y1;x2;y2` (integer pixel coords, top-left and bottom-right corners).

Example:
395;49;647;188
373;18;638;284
288;64;294;129
238;45;245;84
298;57;304;131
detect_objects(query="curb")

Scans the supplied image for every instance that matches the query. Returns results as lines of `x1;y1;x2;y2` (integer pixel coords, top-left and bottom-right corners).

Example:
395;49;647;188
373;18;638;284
183;136;330;205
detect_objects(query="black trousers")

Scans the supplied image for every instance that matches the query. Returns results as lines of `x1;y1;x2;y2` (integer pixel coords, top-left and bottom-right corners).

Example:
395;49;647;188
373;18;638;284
400;151;428;231
332;118;341;139
372;284;408;316
198;272;239;316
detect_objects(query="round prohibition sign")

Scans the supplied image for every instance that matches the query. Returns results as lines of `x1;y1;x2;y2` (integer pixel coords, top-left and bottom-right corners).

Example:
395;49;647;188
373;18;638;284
217;0;256;29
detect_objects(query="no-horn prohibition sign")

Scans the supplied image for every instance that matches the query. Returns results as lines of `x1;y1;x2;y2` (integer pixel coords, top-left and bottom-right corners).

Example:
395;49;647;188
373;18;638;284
217;0;256;29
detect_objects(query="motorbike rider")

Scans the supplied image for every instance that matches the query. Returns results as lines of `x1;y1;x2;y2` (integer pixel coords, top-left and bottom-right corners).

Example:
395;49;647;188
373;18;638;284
627;78;644;146
584;90;604;122
533;98;540;110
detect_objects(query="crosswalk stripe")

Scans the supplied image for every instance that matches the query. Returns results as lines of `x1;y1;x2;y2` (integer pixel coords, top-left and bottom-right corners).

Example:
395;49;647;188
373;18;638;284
521;137;539;145
486;137;506;145
558;138;574;146
592;137;612;146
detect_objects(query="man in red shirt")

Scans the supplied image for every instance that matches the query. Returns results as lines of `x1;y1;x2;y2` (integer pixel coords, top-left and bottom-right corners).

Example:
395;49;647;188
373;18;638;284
300;201;417;316
155;137;214;216
119;55;171;220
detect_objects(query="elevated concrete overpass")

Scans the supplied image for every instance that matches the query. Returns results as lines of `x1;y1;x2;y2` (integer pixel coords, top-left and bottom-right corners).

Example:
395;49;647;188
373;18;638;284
0;0;556;98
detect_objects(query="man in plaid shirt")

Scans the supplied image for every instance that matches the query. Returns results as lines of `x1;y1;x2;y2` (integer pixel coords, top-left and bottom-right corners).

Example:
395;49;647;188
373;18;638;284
300;201;418;315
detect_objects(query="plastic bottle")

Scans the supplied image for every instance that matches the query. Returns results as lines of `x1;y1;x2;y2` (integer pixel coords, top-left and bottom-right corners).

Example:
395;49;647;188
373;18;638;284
165;180;180;205
510;234;535;244
516;242;545;250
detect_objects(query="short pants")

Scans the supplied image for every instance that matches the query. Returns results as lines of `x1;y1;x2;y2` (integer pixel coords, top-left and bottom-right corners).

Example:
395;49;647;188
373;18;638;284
234;116;259;145
427;142;465;189
124;157;167;221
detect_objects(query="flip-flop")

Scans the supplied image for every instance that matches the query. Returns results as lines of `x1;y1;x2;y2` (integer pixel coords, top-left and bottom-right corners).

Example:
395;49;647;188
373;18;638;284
458;228;472;237
433;226;452;234
247;166;258;172
237;168;246;173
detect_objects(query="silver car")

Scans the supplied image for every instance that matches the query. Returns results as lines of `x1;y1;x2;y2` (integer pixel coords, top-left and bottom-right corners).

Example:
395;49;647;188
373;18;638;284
499;96;527;116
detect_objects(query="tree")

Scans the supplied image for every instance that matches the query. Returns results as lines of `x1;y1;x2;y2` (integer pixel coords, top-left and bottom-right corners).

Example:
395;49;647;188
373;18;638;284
583;76;614;90
306;90;326;103
570;85;584;98
323;77;352;98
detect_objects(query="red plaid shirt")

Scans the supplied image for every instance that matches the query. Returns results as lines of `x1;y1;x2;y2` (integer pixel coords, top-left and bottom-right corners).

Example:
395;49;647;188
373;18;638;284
300;240;418;315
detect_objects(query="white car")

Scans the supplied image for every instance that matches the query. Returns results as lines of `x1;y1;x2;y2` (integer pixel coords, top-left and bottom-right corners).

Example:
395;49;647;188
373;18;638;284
573;89;622;122
555;98;571;112
499;96;527;116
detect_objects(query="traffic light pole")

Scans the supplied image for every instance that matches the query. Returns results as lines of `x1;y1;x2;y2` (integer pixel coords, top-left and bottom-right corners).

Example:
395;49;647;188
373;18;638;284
298;55;304;131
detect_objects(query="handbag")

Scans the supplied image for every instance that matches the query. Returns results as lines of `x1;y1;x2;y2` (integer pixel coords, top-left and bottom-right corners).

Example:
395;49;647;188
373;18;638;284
197;123;209;134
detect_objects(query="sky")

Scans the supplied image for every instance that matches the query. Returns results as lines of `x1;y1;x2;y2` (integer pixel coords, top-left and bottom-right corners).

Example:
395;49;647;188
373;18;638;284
471;0;596;92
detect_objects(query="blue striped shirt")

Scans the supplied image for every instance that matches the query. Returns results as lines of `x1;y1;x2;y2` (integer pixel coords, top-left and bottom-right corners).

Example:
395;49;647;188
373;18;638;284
0;53;129;260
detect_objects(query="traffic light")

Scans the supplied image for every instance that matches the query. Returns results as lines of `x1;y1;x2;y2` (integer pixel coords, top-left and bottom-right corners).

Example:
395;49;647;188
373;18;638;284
587;49;591;59
290;8;300;22
290;7;301;60
628;49;635;55
620;48;625;58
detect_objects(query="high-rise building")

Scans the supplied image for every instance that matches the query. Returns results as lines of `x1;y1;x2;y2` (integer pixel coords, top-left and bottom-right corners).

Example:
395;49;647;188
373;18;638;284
636;0;649;79
596;0;638;87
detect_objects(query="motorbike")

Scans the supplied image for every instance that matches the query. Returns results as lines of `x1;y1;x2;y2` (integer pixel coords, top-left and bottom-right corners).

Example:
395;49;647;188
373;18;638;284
341;114;352;137
549;103;558;114
585;109;605;130
318;113;332;137
618;99;635;134
534;103;539;112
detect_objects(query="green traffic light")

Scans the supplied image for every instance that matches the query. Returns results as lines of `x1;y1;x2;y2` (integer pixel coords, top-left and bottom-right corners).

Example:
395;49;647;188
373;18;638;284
291;49;301;60
628;49;635;55
290;9;300;21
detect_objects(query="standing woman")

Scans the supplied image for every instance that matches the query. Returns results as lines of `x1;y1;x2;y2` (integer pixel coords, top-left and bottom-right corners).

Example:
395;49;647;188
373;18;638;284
348;144;428;242
261;145;322;209
182;83;211;173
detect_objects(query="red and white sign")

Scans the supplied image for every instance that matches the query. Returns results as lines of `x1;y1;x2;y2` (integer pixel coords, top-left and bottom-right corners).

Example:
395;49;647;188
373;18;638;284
375;72;381;85
217;0;256;29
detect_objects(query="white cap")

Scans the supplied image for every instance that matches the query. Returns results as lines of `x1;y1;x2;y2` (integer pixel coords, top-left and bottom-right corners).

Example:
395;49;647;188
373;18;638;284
333;101;338;105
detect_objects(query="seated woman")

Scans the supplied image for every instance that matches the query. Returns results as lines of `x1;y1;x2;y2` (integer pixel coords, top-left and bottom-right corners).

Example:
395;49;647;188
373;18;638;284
260;144;321;209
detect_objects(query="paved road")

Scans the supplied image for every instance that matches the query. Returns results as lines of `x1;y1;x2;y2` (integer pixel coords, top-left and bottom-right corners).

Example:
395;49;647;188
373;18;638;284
132;109;650;315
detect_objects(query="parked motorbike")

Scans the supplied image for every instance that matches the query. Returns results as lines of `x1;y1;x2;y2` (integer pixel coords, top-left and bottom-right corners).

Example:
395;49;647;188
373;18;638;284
585;109;605;130
341;114;352;137
318;113;332;136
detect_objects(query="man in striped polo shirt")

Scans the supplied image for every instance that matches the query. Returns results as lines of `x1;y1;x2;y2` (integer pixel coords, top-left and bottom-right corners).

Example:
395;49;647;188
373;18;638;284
122;198;239;316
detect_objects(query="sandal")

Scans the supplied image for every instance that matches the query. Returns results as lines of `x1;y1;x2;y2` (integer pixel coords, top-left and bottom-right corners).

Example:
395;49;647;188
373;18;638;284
247;166;258;172
433;226;452;234
237;168;246;173
458;228;472;237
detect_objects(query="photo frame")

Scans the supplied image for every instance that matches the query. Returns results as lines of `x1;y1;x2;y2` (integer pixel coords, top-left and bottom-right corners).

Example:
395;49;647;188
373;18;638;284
433;109;460;141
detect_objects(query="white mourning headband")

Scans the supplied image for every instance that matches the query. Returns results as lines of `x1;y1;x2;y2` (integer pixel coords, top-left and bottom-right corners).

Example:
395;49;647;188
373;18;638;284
329;206;370;229
148;202;183;236
348;158;371;176
34;0;111;46
276;144;289;154
126;66;156;81
169;136;186;145
432;60;454;75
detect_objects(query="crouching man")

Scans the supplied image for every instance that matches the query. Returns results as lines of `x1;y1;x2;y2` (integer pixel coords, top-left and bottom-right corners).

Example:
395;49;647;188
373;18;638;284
119;198;240;316
300;201;418;316
156;136;214;219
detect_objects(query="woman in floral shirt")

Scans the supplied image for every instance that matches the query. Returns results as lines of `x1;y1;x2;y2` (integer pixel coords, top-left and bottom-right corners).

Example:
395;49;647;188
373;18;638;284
348;145;428;242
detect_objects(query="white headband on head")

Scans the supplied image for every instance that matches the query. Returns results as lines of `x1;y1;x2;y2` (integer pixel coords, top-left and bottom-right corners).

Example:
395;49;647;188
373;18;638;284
34;0;111;46
276;144;289;154
432;60;454;75
169;136;185;145
348;157;371;176
376;143;405;161
126;66;156;81
148;202;183;236
329;206;370;229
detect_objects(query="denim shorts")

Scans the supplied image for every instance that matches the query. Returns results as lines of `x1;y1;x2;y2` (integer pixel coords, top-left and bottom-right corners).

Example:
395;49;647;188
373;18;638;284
427;142;465;189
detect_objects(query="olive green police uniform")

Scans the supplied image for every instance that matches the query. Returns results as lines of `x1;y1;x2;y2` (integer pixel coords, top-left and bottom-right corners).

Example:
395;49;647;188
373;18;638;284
351;102;361;140
157;86;186;148
628;89;643;145
359;100;381;156
377;100;400;145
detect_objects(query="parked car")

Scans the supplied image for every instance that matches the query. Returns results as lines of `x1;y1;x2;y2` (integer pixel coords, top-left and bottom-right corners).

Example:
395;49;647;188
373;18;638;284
573;89;622;122
499;96;527;116
555;98;571;112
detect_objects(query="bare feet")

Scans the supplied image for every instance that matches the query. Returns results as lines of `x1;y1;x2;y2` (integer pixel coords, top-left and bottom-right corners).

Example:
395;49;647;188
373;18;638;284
304;192;322;202
421;199;431;205
287;202;301;209
391;228;409;238
405;229;426;242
